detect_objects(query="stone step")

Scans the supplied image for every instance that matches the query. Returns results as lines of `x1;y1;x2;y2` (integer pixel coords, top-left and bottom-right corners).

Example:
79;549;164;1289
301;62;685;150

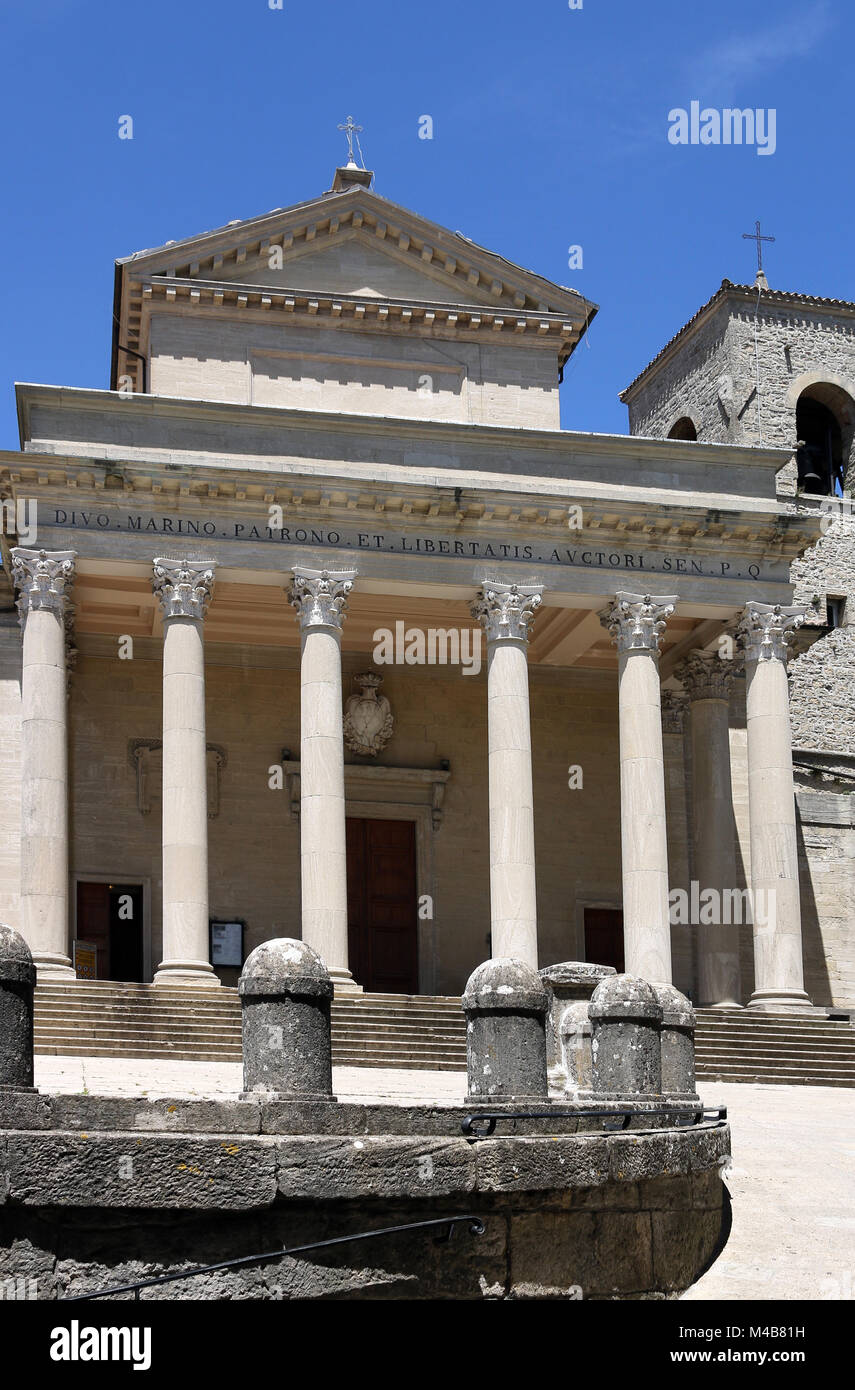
33;1000;464;1023
35;984;460;1006
34;1026;467;1046
696;1069;855;1087
695;1045;855;1050
697;1062;855;1076
33;1002;464;1023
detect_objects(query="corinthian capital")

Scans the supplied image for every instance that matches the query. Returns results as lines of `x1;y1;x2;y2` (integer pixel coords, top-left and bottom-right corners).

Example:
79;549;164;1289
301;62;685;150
601;591;678;655
152;558;216;621
738;601;807;664
471;581;543;644
676;650;736;702
11;548;76;622
289;567;356;632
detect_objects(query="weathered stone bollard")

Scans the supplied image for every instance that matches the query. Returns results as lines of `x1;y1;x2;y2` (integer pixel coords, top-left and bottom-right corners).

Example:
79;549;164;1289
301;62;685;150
239;938;335;1101
462;957;549;1103
539;961;616;1093
558;1000;594;1094
0;924;37;1092
651;983;700;1102
588;973;662;1099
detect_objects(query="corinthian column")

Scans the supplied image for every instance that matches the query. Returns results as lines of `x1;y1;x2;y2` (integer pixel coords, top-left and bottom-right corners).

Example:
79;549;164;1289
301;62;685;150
11;548;76;978
738;601;812;1012
472;581;543;968
602;592;679;983
290;567;359;992
676;650;741;1007
152;559;219;986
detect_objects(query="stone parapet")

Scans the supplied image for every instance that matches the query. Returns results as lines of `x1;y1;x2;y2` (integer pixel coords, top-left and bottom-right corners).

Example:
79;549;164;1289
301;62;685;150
0;1092;729;1299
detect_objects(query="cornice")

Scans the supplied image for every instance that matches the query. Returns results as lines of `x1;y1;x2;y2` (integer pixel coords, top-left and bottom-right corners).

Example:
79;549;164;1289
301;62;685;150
15;383;790;473
0;447;822;561
135;276;583;354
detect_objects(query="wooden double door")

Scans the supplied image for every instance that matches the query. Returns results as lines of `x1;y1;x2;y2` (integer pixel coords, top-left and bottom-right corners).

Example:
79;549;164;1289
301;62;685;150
346;817;419;995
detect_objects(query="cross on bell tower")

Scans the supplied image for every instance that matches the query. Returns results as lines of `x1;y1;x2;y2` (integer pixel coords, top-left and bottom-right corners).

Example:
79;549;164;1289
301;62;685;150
742;219;775;289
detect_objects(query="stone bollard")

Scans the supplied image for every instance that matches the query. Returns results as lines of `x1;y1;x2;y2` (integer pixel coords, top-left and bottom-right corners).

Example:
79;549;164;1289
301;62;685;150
558;1000;594;1094
539;961;616;1093
0;924;37;1092
239;938;335;1101
588;973;662;1100
651;983;700;1103
462;957;549;1103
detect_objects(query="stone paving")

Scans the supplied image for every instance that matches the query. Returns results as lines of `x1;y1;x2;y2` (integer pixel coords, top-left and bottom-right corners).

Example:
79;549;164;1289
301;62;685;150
32;1057;855;1300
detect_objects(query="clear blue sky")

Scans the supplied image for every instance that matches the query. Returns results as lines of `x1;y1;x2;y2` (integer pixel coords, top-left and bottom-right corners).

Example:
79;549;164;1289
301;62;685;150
1;0;849;443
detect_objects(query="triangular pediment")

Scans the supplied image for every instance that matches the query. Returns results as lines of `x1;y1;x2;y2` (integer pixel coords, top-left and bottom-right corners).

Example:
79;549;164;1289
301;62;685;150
197;229;502;306
118;183;594;318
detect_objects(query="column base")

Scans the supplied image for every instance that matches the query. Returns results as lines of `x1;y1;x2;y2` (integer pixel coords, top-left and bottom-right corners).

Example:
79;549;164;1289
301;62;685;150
34;954;76;981
330;967;363;996
699;1000;745;1011
153;960;221;988
748;989;813;1013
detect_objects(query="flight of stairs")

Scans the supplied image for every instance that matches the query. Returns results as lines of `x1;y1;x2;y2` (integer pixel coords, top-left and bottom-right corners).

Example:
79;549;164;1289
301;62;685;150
694;1006;855;1088
33;982;467;1071
32;983;855;1085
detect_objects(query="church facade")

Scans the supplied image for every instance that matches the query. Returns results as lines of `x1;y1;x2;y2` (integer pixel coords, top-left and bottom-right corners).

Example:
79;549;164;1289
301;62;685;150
1;160;847;1012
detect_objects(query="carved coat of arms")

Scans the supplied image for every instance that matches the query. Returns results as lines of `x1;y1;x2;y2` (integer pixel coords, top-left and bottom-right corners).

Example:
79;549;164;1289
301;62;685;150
343;673;394;757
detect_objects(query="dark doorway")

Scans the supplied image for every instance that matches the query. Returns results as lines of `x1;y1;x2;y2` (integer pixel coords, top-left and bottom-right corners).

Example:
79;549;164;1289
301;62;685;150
75;881;144;982
584;907;625;973
346;818;419;994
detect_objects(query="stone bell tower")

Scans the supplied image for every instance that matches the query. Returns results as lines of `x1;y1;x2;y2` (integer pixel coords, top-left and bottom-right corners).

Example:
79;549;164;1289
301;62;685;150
620;266;855;1010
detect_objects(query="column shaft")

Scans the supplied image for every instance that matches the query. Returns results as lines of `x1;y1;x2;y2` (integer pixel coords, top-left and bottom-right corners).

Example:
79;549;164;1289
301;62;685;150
677;650;741;1006
291;568;359;993
604;592;678;984
473;582;542;968
691;698;741;1005
12;549;76;979
740;602;811;1011
153;559;219;987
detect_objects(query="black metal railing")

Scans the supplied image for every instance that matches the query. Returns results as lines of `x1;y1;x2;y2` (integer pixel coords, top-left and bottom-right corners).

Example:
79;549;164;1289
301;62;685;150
460;1105;728;1138
62;1215;486;1301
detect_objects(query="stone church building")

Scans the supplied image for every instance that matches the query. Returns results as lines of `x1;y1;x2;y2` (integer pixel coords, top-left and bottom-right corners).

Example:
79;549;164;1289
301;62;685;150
0;158;850;1014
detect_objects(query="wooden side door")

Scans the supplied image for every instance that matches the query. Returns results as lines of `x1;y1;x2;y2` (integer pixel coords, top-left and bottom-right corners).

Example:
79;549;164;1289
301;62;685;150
347;817;419;994
75;881;111;978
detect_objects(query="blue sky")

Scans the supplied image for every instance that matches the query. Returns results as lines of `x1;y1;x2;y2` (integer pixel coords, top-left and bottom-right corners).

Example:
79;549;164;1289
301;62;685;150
0;0;849;442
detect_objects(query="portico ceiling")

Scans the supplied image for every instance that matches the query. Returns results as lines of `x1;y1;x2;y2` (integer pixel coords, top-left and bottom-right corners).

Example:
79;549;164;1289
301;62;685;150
70;574;707;672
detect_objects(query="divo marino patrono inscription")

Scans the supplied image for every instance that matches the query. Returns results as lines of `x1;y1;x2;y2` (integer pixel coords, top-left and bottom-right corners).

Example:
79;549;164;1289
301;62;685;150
49;508;771;580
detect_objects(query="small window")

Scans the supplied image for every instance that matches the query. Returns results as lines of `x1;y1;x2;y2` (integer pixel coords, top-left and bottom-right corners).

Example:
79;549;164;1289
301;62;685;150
668;416;698;441
827;596;847;629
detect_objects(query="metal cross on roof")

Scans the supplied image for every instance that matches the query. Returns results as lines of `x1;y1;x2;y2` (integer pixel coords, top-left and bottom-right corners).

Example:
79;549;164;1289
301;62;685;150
742;219;775;274
337;115;363;165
